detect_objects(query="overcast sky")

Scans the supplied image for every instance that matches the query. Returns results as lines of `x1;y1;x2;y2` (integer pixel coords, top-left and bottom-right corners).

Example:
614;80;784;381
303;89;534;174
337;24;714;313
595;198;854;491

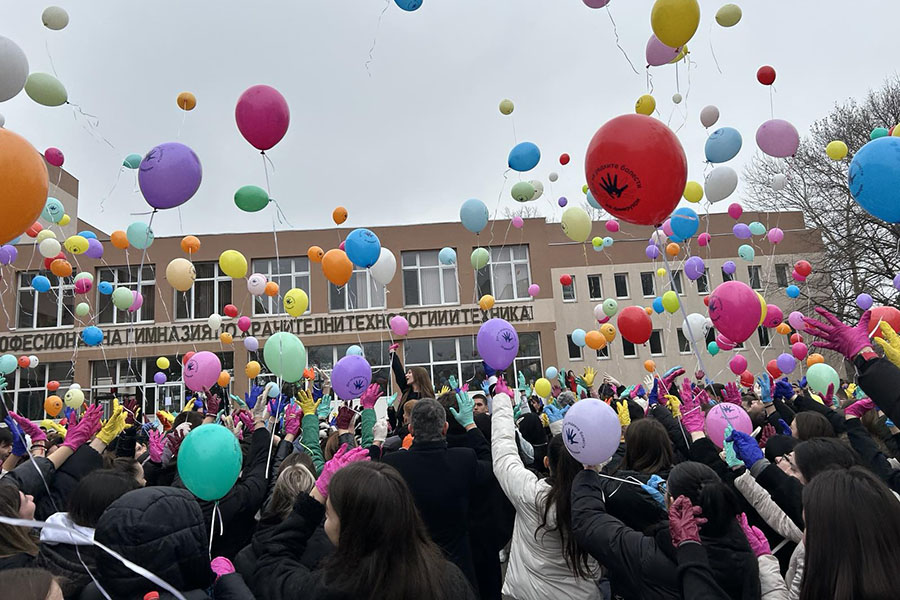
3;1;899;238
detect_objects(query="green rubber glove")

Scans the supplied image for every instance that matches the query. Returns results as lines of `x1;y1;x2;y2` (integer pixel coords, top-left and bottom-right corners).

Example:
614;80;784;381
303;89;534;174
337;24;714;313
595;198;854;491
449;392;475;428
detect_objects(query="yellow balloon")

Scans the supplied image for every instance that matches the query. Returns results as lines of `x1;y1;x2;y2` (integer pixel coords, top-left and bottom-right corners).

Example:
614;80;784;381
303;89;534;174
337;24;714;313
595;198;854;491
479;294;495;311
36;229;57;243
561;206;592;243
756;292;768;326
219;250;248;279
499;99;514;115
715;3;742;27
64;235;89;254
825;140;848;161
892;125;900;137
635;94;656;116
245;360;261;378
156;356;170;370
534;377;551;398
683;181;703;203
600;323;617;342
669;45;689;63
651;0;701;48
657;268;667;277
166;258;196;292
582;184;589;194
58;214;71;226
662;290;680;313
283;287;309;317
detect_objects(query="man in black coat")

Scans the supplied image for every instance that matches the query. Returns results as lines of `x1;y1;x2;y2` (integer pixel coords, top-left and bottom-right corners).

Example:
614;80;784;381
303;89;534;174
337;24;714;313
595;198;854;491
383;397;492;595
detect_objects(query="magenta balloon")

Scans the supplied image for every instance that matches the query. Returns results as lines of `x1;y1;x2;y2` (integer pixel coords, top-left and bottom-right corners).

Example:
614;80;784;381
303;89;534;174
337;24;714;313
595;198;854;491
716;333;736;351
684;256;705;280
727;203;743;219
792;270;807;282
238;316;251;332
582;0;611;6
645;34;681;67
44;147;64;167
183;351;222;392
756;119;800;158
528;283;540;297
390;315;409;336
605;220;619;232
698;232;711;247
139;142;203;210
776;352;797;374
763;304;783;328
767;227;784;244
477;318;520;370
728;354;748;375
512;216;524;229
128;291;143;313
235;85;290;151
331;354;372;400
84;237;104;259
154;372;167;385
705;402;752;449
708;281;762;343
791;342;808;360
788;311;805;330
73;278;91;294
562;398;621;465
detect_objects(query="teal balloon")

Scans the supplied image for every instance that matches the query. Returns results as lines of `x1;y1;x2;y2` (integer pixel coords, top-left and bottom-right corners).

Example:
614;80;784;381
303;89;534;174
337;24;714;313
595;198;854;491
126;221;154;249
460;198;489;234
669;207;699;241
41;197;65;223
806;363;840;396
586;190;602;210
123;154;143;169
112;287;133;310
870;127;889;140
749;221;766;236
177;424;243;501
0;354;17;375
263;331;307;383
707;341;720;355
738;244;755;261
346;345;364;357
471;247;490;270
234;185;269;212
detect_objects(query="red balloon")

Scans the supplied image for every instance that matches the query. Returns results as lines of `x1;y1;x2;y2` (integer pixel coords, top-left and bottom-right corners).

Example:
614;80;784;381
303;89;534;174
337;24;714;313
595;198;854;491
789;333;803;345
794;260;812;277
559;153;570;165
766;360;782;379
17;356;29;368
181;351;196;366
560;274;573;286
757;66;776;86
617;305;652;344
43;251;65;271
223;304;239;318
47;380;60;392
26;222;43;238
703;296;710;307
740;371;755;387
870;306;900;339
585;114;687;226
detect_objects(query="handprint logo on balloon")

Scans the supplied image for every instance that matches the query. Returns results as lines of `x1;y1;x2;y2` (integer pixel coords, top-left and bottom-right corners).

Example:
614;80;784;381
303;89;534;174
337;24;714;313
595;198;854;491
599;173;629;199
497;328;517;351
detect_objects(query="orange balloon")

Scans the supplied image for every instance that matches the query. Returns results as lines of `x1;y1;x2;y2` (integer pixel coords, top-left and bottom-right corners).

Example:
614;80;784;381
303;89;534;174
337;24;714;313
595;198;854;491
332;206;348;225
217;371;231;387
807;353;825;367
322;249;353;286
775;323;791;335
308;245;324;263
26;222;43;238
666;242;680;257
245;360;261;378
645;306;653;315
0;130;49;245
110;230;129;249
181;235;201;254
585;330;605;350
50;258;72;277
44;395;62;417
264;281;279;297
644;360;656;373
177;91;197;111
220;332;233;344
600;323;617;342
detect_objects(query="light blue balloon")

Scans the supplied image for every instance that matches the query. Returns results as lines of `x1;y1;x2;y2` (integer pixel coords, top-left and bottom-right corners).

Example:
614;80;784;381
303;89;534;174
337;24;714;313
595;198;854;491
546;366;558;380
439;247;457;265
8;237;20;245
786;285;800;298
346;345;364;357
704;127;742;163
586;190;602;211
603;237;614;248
508;141;541;172
123;153;143;169
670;207;699;241
571;328;586;347
78;230;98;240
98;281;113;295
738;244;755;261
460;198;489;234
345;228;381;268
126;221;154;249
81;326;103;346
652;297;664;314
41;197;65;223
32;275;51;293
749;221;766;236
268;385;281;398
592;244;603;253
0;354;18;375
394;0;422;10
849;137;900;223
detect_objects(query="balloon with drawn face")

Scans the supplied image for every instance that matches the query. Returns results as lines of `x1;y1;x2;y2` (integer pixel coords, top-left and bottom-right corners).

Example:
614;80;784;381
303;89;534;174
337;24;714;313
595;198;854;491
283;288;309;317
139;142;203;210
63;387;84;409
247;273;268;296
41;197;64;223
183;351;221;392
345;228;382;269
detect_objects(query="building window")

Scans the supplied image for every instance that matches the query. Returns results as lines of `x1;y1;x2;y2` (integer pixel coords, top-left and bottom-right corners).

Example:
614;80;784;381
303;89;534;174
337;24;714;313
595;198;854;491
671;270;684;295
330;268;385;311
175;262;232;320
640;272;655;297
697;269;710;294
402;250;458;307
567;335;582;361
596;346;610;360
561;275;576;302
622;337;637;357
252;257;310;315
614;273;629;298
476;245;531;301
649;330;664;356
775;264;789;288
706;327;717;345
16;272;75;329
757;326;770;347
587;275;603;300
288;342;392;387
722;267;735;283
748;265;762;290
97;266;155;325
676;329;692;354
7;362;74;420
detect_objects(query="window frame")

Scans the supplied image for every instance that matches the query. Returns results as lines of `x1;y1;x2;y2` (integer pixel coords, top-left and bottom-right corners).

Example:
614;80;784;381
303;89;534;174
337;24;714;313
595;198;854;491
748;265;763;291
696;268;710;294
175;261;233;321
7;362;74;419
640;272;656;298
587;274;603;301
649;329;665;356
566;335;583;361
622;337;637;358
614;273;630;299
775;264;789;288
675;328;693;355
561;275;577;303
596;345;610;360
476;245;532;302
251;256;311;316
671;270;684;296
16;271;75;330
96;265;156;325
757;326;771;348
330;267;385;312
401;250;459;308
722;267;735;283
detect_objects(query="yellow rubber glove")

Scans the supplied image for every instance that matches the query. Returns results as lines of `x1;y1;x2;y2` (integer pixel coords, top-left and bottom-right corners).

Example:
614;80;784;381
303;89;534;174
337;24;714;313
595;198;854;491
296;389;320;416
616;400;631;427
40;419;67;438
96;399;127;445
875;321;900;368
438;385;451;396
582;366;596;388
540;413;550;428
665;394;682;418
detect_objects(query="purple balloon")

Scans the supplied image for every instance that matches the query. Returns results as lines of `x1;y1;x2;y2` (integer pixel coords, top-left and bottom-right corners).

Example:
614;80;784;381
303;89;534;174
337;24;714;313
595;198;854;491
645;244;660;259
562;398;621;465
139;142;203;210
767;227;784;244
894;274;900;291
776;353;797;374
154;371;167;385
733;223;752;239
84;237;104;259
684;256;705;280
788;310;805;330
756;119;800;158
244;336;259;352
856;293;873;310
558;196;567;207
331;354;372;400
583;0;611;7
722;260;736;275
0;244;18;265
645;34;681;67
477;318;520;371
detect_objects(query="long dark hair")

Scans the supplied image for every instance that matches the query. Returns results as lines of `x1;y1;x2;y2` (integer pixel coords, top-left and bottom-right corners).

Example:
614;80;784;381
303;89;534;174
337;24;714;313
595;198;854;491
323;462;451;600
536;435;593;579
801;467;900;600
622;418;673;475
0;485;38;558
401;366;434;408
793;412;835;440
67;470;141;528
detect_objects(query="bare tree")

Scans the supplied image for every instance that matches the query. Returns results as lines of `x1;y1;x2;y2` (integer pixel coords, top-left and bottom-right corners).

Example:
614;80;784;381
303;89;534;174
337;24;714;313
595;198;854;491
502;204;544;219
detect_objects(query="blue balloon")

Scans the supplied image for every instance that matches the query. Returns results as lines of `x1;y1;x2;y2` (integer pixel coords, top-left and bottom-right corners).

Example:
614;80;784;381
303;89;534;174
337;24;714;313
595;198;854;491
508;142;541;172
78;230;98;240
586;190;602;211
704;127;742;163
460;198;489;234
98;281;113;295
652;297;664;314
126;221;154;250
786;285;800;298
669;207;699;241
32;275;51;293
546;366;558;380
439;247;457;265
849;137;900;223
571;328;586;347
82;326;103;346
345;228;382;268
394;0;422;10
346;345;364;357
603;237;614;248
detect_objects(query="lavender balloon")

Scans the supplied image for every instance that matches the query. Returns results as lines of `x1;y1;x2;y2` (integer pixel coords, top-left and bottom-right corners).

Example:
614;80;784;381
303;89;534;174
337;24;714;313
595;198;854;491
856;293;873;310
788;311;805;330
139;142;203;210
244;336;259;352
331;354;372;400
776;353;797;374
84;237;104;259
894;274;900;291
562;398;621;465
733;223;752;239
684;256;705;280
154;372;167;385
722;261;736;275
477;318;520;371
0;244;17;265
756;119;800;158
646;244;660;259
645;34;681;67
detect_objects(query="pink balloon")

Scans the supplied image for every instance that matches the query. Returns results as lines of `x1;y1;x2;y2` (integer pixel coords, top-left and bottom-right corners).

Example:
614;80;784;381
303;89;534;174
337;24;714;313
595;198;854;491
727;203;743;219
705;402;752;448
645;34;681;67
235;85;290;151
582;0;611;6
390;315;409;336
183;350;222;392
528;283;540;297
788;311;805;330
74;278;92;294
716;333;736;351
708;281;762;344
767;227;784;244
763;304;783;328
791;342;808;360
605;219;619;233
662;218;674;237
728;354;748;375
698;232;711;247
238;316;252;332
792;270;806;282
339;241;345;251
128;291;144;313
756;119;800;158
512;216;524;229
597;315;610;324
44;147;64;167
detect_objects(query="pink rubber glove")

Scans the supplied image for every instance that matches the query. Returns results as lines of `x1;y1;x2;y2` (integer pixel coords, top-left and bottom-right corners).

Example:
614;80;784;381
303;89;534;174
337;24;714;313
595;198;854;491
738;513;771;557
389;343;399;352
661;367;686;392
315;443;370;499
823;383;835;408
803;307;873;360
721;381;742;405
205;392;221;416
61;405;102;451
236;409;255;433
845;397;877;418
758;424;776;449
9;412;47;444
148;429;164;463
284;402;302;436
668;495;707;546
494;375;513;398
680;385;705;434
359;383;381;410
210;557;235;580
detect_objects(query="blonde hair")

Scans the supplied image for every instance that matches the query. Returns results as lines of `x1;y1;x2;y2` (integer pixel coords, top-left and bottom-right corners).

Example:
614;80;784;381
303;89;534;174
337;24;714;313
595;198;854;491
265;464;316;520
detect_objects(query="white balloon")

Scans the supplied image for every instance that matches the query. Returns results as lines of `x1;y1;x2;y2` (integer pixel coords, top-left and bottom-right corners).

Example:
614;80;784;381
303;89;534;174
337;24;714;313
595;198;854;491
207;313;222;331
529;180;544;201
548;172;559;182
370;247;397;286
682;313;708;342
28;355;39;368
38;237;61;258
0;36;29;102
672;93;683;104
69;383;81;390
771;173;787;191
42;6;69;30
593;304;605;321
700;105;720;128
704;166;738;203
649;229;668;248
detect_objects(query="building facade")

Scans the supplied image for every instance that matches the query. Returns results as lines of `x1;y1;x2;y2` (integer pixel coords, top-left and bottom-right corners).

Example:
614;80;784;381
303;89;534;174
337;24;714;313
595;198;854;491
0;169;824;419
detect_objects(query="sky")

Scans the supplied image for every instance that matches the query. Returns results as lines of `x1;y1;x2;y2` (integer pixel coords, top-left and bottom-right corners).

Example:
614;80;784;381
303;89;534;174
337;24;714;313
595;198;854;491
3;0;899;238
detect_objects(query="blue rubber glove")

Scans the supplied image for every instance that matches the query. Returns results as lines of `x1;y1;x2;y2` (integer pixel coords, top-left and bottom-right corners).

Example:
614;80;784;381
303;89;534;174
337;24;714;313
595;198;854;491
774;378;793;401
449;392;475;428
726;429;764;469
244;385;263;409
887;418;896;429
641;474;667;508
543;405;567;423
634;385;646;397
448;375;459;392
576;384;587;398
312;385;323;401
267;395;287;420
757;373;773;405
4;415;27;457
723;425;744;469
482;362;496;378
797;376;807;389
192;397;203;410
777;418;792;437
648;379;660;407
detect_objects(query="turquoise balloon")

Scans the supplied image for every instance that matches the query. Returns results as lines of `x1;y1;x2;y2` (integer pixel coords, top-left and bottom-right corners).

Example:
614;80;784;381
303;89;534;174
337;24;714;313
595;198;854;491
707;341;720;356
263;332;307;383
41;197;65;223
0;353;18;375
177;424;243;501
346;345;364;357
870;127;889;140
806;363;840;396
738;244;755;261
123;153;143;169
749;221;766;236
126;221;154;249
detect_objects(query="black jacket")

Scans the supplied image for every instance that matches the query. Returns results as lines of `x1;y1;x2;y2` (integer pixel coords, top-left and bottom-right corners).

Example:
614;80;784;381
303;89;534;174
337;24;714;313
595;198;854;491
858;356;900;425
845;417;900;492
0;552;36;571
674;542;732;600
602;467;670;533
37;537;99;598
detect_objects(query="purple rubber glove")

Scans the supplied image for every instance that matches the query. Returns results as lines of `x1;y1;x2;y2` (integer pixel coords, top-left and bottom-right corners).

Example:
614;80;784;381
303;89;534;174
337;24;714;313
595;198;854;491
61;405;102;452
845;397;877;418
668;495;707;546
738;513;771;557
803;307;873;360
210;557;235;580
148;429;164;463
284;402;302;437
9;413;46;444
166;428;187;458
726;429;764;468
359;383;381;410
335;406;355;430
315;443;370;499
759;424;776;448
721;381;742;405
205;392;221;416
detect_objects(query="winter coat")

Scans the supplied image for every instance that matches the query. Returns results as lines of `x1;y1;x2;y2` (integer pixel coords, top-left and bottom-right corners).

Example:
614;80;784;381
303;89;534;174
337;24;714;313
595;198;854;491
758;554;789;600
36;512;99;598
0;552;36;571
490;394;601;600
857;356;900;425
733;472;802;544
749;459;804;529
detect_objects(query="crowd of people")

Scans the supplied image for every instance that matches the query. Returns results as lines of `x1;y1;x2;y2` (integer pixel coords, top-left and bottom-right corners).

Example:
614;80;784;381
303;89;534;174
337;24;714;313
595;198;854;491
1;307;900;599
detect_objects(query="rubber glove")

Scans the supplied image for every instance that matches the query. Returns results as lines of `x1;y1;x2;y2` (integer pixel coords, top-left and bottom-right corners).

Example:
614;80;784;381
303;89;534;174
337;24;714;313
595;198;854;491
480;380;492;395
359;383;381;410
803;307;872;360
96;400;127;445
244;385;264;409
648;379;660;407
297;389;320;416
268;395;288;420
9;413;46;444
666;395;682;418
680;387;705;434
543;405;566;424
668;495;707;546
383;393;397;409
494;376;513;399
335;406;355;430
774;378;794;401
4;416;27;456
61;405;102;452
372;418;388;444
236;410;255;433
661;366;685;391
517;371;526;391
777;419;792;436
823;383;835;408
758;424;776;449
166;427;188;458
726;429;764;469
449;392;475;428
317;395;333;419
148;429;164;463
582;366;596;387
738;513;771;557
797;376;807;389
641;474;666;508
40;419;67;438
284;402;302;436
315;443;370;498
557;369;566;388
210;557;235;580
155;410;174;431
845;397;876;418
616;400;631;427
204;393;221;416
757;373;773;404
123;398;141;426
724;425;744;468
721;381;742;405
448;375;459;392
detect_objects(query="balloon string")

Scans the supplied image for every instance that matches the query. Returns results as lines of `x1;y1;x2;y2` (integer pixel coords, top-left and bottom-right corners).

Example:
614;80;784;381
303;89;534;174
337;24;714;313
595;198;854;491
45;39;60;78
660;245;710;382
176;108;188;140
707;22;723;75
67;102;116;149
606;6;639;75
208;500;224;557
365;0;391;77
99;168;123;214
769;87;775;119
487;169;511;246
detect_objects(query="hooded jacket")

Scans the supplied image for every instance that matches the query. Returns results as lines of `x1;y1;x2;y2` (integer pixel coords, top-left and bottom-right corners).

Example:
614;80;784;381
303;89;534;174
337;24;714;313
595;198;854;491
36;512;99;598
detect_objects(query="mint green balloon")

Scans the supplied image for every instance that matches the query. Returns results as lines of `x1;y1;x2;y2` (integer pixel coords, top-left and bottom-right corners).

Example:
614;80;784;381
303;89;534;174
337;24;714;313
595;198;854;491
74;271;93;282
749;221;766;236
177;424;242;501
24;72;67;107
126;221;154;249
74;302;90;317
738;244;755;261
510;181;535;203
111;287;133;310
471;247;490;270
123;153;142;169
806;363;839;396
234;185;270;212
263;331;307;383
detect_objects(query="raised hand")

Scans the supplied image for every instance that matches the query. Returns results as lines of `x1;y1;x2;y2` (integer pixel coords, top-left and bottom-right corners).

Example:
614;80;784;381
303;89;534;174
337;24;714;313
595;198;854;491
167;427;188;458
616;400;631;427
757;373;773;405
284;402;302;437
9;412;47;445
679;384;704;434
297;389;320;417
582;366;596;387
359;383;381;410
4;416;27;456
335;406;356;431
648;379;660;407
315;443;370;499
96;400;127;445
874;321;900;367
448;375;459;392
494;375;513;398
725;429;764;469
543;404;566;424
845;397;876;419
668;495;707;546
661;366;686;391
738;513;771;557
148;429;164;463
204;393;221;416
721;381;742;405
774;377;794;401
449;392;475;428
244;385;264;409
123;398;141;426
372;418;389;444
803;307;873;360
317;395;333;420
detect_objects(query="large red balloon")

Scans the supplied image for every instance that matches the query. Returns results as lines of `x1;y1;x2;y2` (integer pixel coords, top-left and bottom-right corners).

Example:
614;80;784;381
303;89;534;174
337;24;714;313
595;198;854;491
869;306;900;339
585;114;687;226
617;305;653;344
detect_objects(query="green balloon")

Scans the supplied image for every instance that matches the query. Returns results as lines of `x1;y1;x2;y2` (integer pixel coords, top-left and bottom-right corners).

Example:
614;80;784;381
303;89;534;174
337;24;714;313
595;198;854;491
111;287;133;310
177;424;242;501
870;127;889;140
707;341;719;356
263;331;307;383
123;153;143;169
75;302;90;317
510;181;535;203
234;185;270;212
471;247;490;270
806;363;840;396
24;72;68;107
602;298;618;317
